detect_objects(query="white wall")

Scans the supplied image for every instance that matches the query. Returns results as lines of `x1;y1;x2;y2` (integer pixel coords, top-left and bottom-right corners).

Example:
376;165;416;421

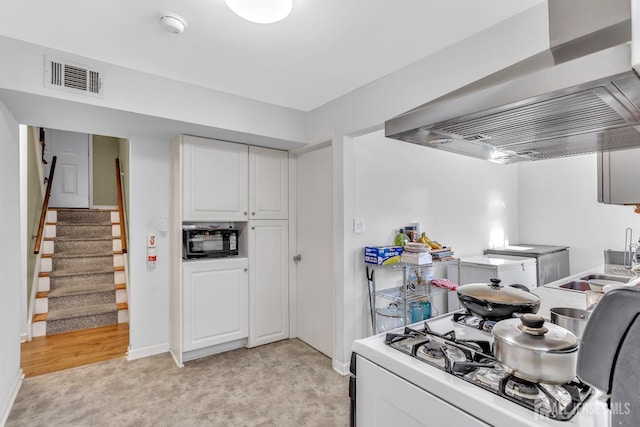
345;130;519;348
0;99;23;424
518;154;640;274
0;35;307;149
306;2;549;372
126;138;172;359
307;2;548;139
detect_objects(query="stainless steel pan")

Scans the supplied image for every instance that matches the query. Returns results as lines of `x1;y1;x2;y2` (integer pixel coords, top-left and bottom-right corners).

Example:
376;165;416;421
457;279;540;320
492;314;579;384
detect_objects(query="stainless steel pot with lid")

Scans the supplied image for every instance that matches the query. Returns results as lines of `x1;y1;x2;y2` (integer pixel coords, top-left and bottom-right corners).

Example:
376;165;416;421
492;314;579;384
457;278;541;320
550;307;591;339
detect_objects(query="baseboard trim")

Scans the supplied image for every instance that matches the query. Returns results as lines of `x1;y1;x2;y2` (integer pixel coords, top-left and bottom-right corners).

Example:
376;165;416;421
332;359;350;376
126;343;170;361
1;369;24;426
182;339;247;363
169;349;184;368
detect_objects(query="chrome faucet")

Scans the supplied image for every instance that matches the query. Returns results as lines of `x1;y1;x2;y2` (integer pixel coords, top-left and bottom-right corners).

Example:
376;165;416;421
625;228;640;269
631;240;640;269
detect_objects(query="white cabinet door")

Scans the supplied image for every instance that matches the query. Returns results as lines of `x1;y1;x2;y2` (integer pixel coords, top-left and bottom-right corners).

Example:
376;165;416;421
248;220;289;347
183;259;249;351
249;146;288;220
182;136;249;221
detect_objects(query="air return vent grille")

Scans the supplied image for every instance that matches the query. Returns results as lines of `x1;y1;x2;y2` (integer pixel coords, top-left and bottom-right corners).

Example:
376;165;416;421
44;56;104;98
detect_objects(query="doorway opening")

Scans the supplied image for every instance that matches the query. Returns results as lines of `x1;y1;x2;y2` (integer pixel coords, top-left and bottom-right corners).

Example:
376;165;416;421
22;126;130;376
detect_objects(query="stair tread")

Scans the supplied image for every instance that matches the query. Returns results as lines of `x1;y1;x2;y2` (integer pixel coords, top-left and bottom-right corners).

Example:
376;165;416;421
54;208;115;212
53;252;114;259
47;303;117;321
56;221;113;226
54;236;113;242
49;283;116;298
50;267;115;277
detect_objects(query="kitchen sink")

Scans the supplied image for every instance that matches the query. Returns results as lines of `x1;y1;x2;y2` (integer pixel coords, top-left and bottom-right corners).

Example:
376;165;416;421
558;281;593;291
578;274;631;284
558;274;631;292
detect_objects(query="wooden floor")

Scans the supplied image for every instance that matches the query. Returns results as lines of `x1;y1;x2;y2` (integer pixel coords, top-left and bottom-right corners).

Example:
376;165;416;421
21;323;129;377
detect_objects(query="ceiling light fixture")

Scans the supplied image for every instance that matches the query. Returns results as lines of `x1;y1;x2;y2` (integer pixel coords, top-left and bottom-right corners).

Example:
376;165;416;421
159;12;187;34
225;0;293;24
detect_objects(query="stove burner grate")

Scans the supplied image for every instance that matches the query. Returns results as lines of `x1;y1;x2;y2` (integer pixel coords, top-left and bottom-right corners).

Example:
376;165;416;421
385;322;593;421
453;312;498;332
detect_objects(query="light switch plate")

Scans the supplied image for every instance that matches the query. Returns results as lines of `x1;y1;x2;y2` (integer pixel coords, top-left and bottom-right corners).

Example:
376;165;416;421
353;218;366;234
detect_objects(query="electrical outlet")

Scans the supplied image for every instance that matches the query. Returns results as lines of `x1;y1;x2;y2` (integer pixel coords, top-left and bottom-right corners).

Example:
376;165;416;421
353;218;366;234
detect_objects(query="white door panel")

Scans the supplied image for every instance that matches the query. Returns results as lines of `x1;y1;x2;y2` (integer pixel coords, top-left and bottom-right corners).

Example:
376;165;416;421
44;129;89;208
182;136;249;221
249;146;288;219
295;145;333;358
248;220;289;347
183;261;249;351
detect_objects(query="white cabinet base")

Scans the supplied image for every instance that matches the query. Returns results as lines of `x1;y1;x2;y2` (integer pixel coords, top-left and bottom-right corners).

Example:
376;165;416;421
182;338;248;363
182;258;249;352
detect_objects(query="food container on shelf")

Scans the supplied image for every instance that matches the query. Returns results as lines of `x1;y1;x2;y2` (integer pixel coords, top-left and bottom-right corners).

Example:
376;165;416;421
376;304;404;333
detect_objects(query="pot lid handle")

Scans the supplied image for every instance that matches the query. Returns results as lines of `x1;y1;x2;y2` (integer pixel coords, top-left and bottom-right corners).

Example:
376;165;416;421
518;313;548;336
489;278;502;288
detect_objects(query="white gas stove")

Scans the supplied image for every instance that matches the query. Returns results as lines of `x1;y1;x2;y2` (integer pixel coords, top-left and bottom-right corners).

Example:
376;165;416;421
350;312;610;427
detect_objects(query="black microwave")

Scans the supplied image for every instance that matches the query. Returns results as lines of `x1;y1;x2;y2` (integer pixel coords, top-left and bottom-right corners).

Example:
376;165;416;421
182;225;238;259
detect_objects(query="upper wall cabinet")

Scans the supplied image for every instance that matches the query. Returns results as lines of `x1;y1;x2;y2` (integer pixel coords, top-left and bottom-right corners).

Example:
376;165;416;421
182;136;289;221
182;136;249;221
249;146;289;220
598;148;640;205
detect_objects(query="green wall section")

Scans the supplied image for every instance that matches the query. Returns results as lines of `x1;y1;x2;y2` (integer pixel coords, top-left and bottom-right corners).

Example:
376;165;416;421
93;135;120;206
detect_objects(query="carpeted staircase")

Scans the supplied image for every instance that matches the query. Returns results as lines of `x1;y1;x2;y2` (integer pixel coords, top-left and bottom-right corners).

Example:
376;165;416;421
33;208;128;336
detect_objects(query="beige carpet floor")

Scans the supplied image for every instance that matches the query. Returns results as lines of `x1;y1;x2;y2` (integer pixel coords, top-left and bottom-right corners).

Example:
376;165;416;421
7;339;350;426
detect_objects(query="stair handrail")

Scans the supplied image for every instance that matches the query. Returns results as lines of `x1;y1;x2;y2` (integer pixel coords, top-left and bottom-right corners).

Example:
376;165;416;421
34;156;57;254
115;158;128;254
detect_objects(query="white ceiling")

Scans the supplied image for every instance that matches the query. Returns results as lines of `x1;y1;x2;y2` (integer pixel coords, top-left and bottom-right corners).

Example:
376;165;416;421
0;0;543;112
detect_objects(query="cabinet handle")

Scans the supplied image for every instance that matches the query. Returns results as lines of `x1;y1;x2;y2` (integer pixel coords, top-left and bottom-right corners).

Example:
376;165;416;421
251;226;255;230
244;268;248;272
252;212;255;216
243;211;247;216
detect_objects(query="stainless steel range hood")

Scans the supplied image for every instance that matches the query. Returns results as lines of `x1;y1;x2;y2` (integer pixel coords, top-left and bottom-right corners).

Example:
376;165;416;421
385;0;640;164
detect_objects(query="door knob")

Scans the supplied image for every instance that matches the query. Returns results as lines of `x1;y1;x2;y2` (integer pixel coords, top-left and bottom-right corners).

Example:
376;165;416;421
293;254;302;262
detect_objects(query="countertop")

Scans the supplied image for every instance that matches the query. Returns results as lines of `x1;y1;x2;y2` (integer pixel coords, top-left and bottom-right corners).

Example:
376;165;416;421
535;264;640;319
485;244;569;256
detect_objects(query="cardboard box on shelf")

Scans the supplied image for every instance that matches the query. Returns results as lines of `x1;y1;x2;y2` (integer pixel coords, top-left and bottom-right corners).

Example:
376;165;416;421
365;246;403;265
